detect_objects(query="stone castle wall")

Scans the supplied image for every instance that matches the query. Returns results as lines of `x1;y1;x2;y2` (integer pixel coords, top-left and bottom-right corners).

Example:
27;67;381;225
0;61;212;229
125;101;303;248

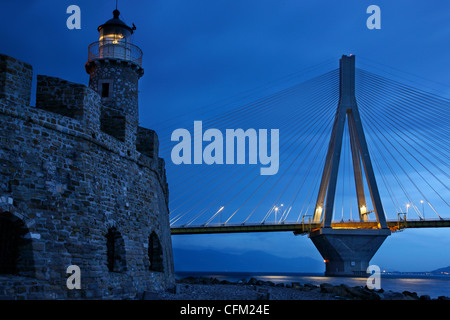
0;54;174;299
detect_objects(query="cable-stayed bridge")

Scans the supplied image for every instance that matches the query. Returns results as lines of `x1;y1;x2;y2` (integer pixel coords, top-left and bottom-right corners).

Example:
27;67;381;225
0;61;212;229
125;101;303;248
152;55;450;276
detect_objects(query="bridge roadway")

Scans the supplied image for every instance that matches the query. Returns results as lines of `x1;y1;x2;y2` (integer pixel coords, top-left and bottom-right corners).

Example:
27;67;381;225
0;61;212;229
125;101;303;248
170;218;450;235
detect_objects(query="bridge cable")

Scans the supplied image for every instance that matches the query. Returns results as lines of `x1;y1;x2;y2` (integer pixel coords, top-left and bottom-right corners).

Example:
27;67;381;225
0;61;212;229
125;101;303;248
171;74;340;226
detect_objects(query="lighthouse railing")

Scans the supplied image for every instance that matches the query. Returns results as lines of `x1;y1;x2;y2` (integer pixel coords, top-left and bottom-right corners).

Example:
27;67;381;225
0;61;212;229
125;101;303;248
88;40;143;67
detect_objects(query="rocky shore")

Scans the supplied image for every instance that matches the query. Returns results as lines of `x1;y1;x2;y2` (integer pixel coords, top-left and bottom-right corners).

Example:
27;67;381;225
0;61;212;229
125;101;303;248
144;276;450;301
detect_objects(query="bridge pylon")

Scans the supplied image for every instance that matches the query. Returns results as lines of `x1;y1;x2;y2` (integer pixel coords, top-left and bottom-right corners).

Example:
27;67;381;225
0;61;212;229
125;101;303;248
309;55;390;276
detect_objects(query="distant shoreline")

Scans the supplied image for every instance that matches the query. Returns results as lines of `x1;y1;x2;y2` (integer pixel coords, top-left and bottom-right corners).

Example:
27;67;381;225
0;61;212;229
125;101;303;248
175;270;450;279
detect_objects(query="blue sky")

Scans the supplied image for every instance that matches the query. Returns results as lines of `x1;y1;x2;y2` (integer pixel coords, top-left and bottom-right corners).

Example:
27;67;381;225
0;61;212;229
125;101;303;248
1;0;449;272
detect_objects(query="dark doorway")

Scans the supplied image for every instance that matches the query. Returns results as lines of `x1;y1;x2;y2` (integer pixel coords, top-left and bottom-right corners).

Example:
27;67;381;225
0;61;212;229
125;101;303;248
148;231;163;272
0;213;34;276
106;227;127;272
0;216;19;274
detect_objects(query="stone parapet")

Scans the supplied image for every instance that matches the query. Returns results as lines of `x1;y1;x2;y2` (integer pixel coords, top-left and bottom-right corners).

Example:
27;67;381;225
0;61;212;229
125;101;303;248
0;54;33;106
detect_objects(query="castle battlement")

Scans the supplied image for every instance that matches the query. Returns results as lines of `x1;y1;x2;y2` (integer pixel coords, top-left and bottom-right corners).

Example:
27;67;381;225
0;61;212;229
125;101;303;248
0;10;174;299
0;55;168;205
36;75;102;132
0;54;33;106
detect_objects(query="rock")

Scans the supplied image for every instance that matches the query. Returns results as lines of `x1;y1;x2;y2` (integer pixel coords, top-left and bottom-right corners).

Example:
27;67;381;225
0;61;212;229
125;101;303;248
304;283;318;290
383;290;407;300
345;286;380;300
291;282;303;290
180;276;197;284
320;283;335;294
344;286;364;299
364;289;381;300
374;292;385;300
402;291;419;300
332;284;352;299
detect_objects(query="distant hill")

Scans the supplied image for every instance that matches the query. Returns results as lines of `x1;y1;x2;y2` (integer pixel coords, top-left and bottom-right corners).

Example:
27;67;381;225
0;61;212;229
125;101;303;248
172;248;324;273
431;266;450;274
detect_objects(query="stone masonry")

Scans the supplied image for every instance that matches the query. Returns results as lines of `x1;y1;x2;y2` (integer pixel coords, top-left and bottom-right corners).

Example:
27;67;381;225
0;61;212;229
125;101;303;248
0;53;175;299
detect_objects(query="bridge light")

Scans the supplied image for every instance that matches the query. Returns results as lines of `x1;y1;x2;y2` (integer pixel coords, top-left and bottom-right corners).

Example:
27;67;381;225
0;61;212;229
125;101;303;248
360;205;367;214
420;200;425;219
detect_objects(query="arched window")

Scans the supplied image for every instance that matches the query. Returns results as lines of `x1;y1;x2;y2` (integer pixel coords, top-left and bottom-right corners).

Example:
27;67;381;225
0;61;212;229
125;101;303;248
0;212;34;276
148;231;163;272
106;227;127;272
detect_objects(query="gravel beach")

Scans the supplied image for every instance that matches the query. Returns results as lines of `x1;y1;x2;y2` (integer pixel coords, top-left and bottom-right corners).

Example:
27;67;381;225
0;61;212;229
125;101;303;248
144;277;450;301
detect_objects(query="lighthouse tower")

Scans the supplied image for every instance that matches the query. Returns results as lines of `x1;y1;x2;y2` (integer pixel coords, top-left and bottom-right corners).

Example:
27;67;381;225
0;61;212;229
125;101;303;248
85;8;143;140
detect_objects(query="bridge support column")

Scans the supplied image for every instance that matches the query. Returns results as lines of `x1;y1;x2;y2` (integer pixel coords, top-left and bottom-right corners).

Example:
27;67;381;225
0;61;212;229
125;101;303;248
309;228;390;276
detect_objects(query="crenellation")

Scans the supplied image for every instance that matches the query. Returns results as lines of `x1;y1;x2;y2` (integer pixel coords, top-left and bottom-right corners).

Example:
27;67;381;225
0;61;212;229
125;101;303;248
99;107;137;146
136;126;159;159
0;54;33;106
36;75;102;133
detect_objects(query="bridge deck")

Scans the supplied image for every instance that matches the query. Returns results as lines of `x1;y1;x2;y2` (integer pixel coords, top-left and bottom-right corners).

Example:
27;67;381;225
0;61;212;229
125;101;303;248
170;219;450;235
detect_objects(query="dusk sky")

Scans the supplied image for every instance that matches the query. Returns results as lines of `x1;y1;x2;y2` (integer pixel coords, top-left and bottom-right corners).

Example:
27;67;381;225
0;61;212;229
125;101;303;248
1;0;449;272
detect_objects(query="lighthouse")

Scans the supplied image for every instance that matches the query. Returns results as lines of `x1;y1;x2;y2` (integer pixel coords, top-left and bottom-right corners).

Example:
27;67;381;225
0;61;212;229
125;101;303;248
85;8;144;135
